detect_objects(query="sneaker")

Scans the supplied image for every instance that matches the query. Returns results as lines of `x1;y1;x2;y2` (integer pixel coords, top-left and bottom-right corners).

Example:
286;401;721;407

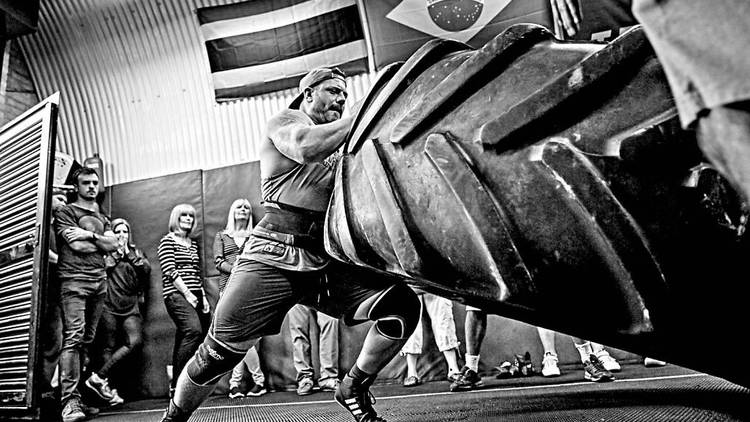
159;399;192;422
296;376;314;396
594;349;621;372
246;384;267;397
108;388;124;406
61;398;86;422
644;357;667;367
228;385;245;399
449;366;484;392
513;352;535;376
334;375;385;422
494;361;513;379
85;372;115;401
402;375;421;387
541;352;561;377
584;355;615;382
447;369;461;382
81;402;100;417
319;378;341;392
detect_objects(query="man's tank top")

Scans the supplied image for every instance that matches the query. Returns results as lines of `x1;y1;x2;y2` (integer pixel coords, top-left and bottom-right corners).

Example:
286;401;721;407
261;161;334;212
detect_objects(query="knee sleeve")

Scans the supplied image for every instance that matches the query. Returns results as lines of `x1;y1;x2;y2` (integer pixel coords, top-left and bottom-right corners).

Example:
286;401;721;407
354;283;421;340
186;336;246;385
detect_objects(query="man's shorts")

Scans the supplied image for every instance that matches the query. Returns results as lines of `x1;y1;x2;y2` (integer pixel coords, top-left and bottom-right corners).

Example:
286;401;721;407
210;258;399;353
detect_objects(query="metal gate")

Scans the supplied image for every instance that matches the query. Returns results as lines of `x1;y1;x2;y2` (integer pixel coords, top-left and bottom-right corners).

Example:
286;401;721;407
0;93;59;420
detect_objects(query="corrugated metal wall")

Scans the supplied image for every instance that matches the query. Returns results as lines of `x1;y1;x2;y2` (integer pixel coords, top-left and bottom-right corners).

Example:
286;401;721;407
18;0;375;185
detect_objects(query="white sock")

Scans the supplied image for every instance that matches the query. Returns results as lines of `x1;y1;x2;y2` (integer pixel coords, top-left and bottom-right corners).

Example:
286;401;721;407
465;354;480;372
574;341;593;363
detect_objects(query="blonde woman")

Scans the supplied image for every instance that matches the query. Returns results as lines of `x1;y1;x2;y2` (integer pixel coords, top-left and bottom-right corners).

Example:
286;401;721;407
214;199;267;398
158;204;209;396
213;199;253;293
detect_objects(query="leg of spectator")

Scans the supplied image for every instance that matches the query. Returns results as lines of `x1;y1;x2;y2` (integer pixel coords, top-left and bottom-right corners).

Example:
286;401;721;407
244;346;265;387
96;311;118;377
465;310;487;371
401;312;423;385
537;327;561;377
164;293;205;391
424;294;461;377
41;299;63;393
59;284;87;405
289;304;314;384
99;314;142;376
317;311;339;384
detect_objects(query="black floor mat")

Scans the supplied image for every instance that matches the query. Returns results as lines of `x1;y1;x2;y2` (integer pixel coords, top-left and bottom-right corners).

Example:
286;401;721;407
95;364;750;422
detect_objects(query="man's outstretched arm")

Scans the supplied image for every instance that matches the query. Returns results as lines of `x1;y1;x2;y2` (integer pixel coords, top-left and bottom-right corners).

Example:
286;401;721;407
269;110;354;164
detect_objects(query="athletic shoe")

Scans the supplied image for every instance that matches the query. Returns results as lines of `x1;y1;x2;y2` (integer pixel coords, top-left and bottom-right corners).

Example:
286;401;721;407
447;369;461;382
81;402;100;417
541;352;561;377
513;352;535;376
402;375;421;387
108;388;125;405
61;398;86;422
644;357;667;367
85;372;115;401
594;349;621;372
494;361;513;379
246;384;267;397
159;400;192;422
296;376;314;396
584;355;615;382
228;385;245;399
334;375;385;421
319;378;341;392
449;366;484;392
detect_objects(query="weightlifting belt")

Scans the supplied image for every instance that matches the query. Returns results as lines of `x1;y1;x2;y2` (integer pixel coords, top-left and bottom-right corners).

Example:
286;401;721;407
252;202;326;254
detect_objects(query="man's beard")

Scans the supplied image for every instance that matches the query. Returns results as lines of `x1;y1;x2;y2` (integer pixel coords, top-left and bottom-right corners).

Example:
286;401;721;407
327;103;343;119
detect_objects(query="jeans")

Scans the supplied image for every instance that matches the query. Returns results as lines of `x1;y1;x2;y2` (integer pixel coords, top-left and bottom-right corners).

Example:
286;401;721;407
59;279;106;403
164;292;210;389
97;310;143;377
288;304;339;383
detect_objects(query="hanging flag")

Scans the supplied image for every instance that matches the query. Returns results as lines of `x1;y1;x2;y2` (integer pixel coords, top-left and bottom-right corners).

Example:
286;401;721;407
362;0;552;70
198;0;369;101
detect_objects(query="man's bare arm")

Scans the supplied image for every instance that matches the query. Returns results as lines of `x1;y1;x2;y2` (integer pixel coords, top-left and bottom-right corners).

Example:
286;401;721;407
269;111;354;164
67;241;98;253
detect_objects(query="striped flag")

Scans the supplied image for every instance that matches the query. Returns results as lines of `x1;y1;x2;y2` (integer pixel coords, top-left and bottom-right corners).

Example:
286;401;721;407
198;0;369;101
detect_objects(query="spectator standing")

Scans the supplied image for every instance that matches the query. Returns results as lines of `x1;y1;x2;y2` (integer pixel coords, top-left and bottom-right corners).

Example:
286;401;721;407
55;168;119;422
85;218;150;405
158;204;210;398
214;199;268;398
288;304;340;395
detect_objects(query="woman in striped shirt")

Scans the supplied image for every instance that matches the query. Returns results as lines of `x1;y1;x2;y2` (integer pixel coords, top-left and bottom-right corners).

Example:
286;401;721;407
158;203;209;397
